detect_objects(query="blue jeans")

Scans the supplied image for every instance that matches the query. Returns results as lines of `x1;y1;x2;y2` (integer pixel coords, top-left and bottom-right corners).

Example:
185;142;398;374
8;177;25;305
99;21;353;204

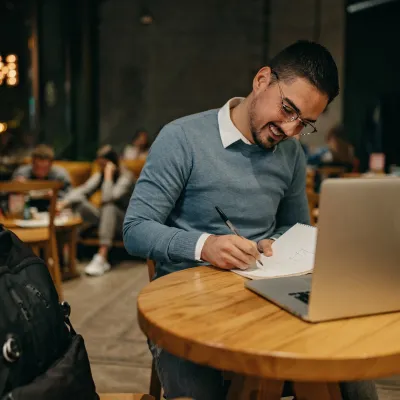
149;342;379;400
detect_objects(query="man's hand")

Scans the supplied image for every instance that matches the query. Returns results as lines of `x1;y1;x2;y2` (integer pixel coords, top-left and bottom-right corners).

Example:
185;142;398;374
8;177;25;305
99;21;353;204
257;239;274;257
201;235;260;270
104;162;116;181
15;176;26;183
56;200;67;212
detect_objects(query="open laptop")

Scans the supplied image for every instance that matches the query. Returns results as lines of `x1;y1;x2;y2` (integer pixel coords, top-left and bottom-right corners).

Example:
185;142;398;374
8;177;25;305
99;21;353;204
245;177;400;322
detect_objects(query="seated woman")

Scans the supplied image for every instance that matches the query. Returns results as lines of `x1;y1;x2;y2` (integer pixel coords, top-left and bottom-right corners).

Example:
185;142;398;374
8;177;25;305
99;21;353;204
122;129;150;160
58;145;135;276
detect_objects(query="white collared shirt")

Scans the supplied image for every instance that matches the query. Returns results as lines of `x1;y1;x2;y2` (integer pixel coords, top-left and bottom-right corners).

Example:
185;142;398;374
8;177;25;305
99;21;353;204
194;97;252;260
218;97;251;147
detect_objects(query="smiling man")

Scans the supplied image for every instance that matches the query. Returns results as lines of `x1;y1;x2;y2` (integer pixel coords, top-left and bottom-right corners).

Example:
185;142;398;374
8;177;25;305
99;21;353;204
123;41;377;399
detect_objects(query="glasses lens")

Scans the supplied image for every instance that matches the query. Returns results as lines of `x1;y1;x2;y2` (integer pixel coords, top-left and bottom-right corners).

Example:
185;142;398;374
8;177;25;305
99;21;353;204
281;103;297;122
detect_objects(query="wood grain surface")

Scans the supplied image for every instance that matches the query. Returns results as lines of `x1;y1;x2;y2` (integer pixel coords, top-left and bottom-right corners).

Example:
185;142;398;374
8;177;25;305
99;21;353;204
138;266;400;382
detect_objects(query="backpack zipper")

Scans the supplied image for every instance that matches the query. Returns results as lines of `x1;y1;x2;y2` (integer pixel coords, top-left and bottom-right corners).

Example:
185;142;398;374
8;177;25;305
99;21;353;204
9;288;31;321
9;286;44;367
25;283;50;308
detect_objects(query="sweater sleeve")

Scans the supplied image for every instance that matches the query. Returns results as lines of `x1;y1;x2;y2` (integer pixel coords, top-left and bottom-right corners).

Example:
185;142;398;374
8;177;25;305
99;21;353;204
123;123;203;263
101;171;135;204
271;142;310;239
63;173;102;205
54;167;72;199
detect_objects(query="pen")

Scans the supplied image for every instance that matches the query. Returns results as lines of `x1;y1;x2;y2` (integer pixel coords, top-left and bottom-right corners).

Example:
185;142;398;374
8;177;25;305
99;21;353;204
215;206;264;267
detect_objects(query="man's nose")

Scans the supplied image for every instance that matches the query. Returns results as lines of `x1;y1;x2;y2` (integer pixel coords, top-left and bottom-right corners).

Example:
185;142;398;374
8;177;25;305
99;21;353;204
281;120;303;137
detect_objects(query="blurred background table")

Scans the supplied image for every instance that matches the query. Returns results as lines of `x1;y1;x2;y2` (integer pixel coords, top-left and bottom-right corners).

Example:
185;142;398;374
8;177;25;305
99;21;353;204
1;214;83;280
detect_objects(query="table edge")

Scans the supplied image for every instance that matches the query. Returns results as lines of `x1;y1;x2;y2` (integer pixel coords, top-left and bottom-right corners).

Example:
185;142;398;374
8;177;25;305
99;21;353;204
137;291;400;381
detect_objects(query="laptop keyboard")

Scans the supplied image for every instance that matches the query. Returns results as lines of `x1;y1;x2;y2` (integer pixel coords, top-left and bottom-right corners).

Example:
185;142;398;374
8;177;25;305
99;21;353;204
289;291;310;304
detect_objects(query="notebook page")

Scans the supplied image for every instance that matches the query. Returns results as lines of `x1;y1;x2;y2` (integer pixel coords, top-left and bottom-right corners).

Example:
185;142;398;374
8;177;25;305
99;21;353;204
233;223;317;280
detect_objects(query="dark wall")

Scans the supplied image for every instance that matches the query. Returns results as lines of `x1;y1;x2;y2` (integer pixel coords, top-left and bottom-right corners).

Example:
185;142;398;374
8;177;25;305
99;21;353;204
38;0;99;160
99;0;267;150
344;0;400;171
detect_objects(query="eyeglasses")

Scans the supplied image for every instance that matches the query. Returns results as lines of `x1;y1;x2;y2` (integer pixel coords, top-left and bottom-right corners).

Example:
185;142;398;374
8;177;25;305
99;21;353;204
272;71;318;136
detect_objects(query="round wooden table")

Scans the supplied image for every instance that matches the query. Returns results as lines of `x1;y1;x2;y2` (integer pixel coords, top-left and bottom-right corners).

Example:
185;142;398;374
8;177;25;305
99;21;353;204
138;266;400;399
1;215;83;279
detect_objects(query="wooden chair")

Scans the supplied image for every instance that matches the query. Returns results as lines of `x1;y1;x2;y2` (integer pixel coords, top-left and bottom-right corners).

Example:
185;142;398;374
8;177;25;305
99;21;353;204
316;166;346;179
306;189;319;226
146;259;162;400
306;168;316;191
0;180;64;299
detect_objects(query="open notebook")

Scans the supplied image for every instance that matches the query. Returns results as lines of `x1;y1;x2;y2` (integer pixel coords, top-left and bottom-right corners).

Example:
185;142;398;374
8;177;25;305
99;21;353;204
233;223;317;280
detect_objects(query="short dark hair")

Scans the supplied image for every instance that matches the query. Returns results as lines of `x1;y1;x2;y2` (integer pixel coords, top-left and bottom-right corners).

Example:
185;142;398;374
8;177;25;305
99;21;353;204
269;40;339;104
32;144;55;161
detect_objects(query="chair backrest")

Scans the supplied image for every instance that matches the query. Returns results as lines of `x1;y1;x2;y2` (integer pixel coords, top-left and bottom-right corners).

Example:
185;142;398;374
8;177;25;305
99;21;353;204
317;166;346;179
306;188;319;226
306;169;315;190
53;161;92;187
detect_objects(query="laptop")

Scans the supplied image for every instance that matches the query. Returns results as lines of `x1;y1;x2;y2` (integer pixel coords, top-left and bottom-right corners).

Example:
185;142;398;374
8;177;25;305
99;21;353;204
245;177;400;322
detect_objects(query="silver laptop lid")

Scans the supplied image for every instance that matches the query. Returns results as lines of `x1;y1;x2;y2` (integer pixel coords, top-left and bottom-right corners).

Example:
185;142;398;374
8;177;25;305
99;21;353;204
308;177;400;322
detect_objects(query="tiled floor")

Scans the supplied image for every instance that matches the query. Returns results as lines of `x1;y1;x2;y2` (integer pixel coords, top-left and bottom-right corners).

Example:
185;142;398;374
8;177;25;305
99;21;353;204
64;260;151;394
64;260;400;398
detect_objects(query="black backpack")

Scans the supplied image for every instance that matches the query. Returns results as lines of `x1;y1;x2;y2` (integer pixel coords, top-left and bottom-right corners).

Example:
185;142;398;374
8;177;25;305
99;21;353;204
0;226;99;400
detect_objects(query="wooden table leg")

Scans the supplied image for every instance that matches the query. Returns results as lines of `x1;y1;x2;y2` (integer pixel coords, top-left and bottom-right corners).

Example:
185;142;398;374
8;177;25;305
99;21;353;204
293;382;342;400
67;227;79;278
227;374;284;400
61;227;80;280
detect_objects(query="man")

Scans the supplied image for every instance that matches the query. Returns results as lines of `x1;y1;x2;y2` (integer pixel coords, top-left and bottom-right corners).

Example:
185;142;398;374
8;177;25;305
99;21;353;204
12;144;71;210
123;41;378;399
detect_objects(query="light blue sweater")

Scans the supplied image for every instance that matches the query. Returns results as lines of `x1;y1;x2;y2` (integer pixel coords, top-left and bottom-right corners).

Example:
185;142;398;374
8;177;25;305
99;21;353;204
123;109;310;278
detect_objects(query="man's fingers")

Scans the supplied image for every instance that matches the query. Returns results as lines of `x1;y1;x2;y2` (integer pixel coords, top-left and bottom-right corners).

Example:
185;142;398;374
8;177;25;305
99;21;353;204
232;236;259;259
259;239;274;257
221;253;252;270
225;245;255;268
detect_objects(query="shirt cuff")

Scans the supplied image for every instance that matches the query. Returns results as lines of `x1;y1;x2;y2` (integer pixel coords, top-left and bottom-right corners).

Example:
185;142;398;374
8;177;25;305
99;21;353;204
195;233;212;261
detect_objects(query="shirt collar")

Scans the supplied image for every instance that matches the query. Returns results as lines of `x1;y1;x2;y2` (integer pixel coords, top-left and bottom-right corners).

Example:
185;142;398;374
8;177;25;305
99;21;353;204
218;97;251;148
218;97;277;153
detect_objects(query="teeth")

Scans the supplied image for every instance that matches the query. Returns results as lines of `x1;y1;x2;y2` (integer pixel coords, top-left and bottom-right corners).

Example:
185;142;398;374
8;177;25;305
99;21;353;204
270;125;282;136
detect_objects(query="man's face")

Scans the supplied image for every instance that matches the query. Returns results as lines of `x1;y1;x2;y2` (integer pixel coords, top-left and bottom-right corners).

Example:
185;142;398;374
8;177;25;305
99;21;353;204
32;158;52;179
249;68;329;149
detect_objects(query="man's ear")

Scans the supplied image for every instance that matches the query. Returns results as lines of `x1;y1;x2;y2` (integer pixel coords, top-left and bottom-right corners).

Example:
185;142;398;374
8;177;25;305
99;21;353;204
252;66;272;93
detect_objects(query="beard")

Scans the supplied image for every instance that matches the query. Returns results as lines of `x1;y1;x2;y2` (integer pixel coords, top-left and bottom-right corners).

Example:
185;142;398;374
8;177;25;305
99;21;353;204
249;97;285;150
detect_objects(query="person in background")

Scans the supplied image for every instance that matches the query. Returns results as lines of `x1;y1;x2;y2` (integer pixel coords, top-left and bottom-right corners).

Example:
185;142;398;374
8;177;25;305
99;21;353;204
308;124;354;169
12;144;72;211
123;129;150;160
308;125;355;192
57;145;135;276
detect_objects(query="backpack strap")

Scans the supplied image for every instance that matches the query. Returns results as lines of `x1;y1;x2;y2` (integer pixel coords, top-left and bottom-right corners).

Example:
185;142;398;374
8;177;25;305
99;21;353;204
0;367;10;396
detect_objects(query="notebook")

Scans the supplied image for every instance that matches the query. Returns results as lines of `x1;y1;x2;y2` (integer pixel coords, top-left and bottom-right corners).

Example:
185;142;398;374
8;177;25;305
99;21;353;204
233;223;317;280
